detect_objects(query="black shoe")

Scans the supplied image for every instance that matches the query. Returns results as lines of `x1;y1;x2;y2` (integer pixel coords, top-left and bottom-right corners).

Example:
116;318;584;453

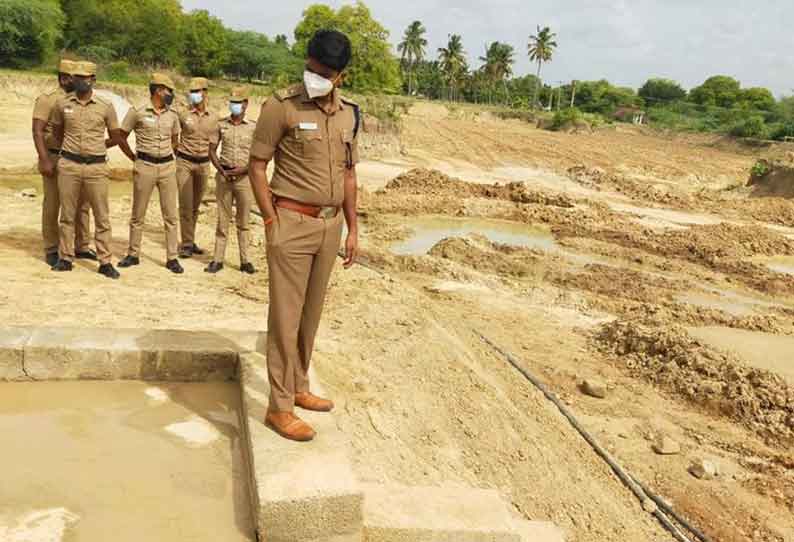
76;249;98;261
118;255;140;268
52;259;73;272
166;259;184;274
191;244;205;255
45;252;59;267
240;262;256;274
205;261;223;273
178;246;193;259
98;263;120;279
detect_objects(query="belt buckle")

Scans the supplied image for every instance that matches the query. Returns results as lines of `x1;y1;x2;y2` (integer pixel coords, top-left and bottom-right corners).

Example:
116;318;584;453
318;206;337;219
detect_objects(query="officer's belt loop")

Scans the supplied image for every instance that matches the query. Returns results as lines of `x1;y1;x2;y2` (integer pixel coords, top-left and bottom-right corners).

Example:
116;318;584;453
60;151;107;165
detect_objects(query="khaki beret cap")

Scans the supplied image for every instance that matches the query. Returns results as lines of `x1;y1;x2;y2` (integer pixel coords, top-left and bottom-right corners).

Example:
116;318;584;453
229;86;248;102
71;61;97;77
188;77;209;91
150;72;176;90
58;59;77;74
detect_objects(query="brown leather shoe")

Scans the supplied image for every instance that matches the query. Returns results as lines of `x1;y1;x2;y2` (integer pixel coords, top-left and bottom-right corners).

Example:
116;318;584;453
295;392;335;412
265;411;315;442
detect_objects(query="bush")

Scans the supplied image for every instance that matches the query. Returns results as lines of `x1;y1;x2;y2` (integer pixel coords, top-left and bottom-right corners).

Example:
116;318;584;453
550;107;583;130
76;45;117;64
103;61;130;82
0;0;65;67
770;122;794;141
729;116;769;139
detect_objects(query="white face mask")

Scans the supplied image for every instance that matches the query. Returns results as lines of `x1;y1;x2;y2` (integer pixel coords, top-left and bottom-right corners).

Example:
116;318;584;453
304;70;334;99
189;92;204;105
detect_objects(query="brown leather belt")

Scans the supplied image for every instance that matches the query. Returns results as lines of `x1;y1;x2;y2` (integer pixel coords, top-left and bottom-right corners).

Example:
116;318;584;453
274;197;339;219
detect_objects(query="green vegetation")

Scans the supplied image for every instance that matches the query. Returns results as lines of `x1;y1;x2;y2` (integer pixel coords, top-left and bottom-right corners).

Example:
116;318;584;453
0;0;791;141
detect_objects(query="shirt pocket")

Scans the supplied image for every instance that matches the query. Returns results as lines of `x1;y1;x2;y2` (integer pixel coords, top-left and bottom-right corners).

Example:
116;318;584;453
292;126;324;157
337;129;354;167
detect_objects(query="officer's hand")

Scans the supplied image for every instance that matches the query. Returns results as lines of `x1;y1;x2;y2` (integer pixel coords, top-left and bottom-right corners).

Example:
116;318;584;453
38;157;55;177
230;167;247;177
343;232;358;269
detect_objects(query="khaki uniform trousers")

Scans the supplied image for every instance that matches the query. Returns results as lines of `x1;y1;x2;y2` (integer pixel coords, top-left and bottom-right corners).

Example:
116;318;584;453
57;160;112;265
266;207;344;413
176;158;209;249
213;173;253;264
42;153;91;255
129;160;179;261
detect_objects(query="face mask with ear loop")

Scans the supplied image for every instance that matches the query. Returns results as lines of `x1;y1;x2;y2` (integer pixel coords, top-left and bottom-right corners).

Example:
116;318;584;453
189;91;204;105
229;102;244;116
303;70;336;99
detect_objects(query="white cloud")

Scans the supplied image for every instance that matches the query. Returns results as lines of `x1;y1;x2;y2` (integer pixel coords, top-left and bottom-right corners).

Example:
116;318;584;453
182;0;794;96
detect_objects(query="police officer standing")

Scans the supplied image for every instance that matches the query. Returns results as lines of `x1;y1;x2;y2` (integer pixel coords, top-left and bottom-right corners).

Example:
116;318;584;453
49;61;123;279
176;77;219;258
114;74;184;274
206;87;256;274
249;30;360;442
32;59;94;267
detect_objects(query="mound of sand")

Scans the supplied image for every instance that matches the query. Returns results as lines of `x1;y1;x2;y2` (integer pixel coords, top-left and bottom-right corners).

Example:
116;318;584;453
597;320;794;445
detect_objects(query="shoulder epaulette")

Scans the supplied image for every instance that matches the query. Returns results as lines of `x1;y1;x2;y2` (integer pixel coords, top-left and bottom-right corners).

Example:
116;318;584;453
274;84;303;101
341;96;361;138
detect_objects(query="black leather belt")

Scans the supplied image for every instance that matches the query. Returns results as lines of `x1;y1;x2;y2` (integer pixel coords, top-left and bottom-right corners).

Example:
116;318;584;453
176;150;210;164
60;151;107;165
137;152;174;164
47;148;60;155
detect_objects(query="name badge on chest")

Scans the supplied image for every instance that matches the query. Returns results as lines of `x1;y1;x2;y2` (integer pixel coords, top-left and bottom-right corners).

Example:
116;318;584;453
299;122;318;130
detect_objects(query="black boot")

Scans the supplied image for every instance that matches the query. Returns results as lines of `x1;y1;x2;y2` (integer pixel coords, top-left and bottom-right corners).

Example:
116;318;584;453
205;261;223;273
76;249;98;261
118;255;140;268
52;259;73;272
166;259;184;274
98;263;120;279
240;262;256;274
45;252;59;267
191;244;205;255
178;246;193;259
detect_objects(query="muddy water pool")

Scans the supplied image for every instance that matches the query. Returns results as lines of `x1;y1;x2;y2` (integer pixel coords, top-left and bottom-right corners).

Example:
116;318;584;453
0;381;253;542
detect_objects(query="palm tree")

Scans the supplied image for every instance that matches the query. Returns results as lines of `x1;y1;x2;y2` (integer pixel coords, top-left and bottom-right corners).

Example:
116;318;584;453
528;26;558;109
479;41;515;104
397;21;428;96
438;34;467;101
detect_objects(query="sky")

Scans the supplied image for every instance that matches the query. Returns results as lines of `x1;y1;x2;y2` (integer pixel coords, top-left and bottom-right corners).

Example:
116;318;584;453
181;0;794;97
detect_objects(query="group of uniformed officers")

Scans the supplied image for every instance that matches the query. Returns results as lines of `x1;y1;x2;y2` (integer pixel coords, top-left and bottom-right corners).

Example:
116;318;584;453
33;63;257;278
31;30;361;442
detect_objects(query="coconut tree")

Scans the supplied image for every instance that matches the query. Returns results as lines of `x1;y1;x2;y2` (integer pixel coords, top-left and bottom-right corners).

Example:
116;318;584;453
528;25;558;109
397;20;428;96
479;41;515;104
438;34;467;101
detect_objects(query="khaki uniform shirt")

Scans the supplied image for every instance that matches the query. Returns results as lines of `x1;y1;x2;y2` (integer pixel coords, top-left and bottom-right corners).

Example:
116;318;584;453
51;93;120;156
122;104;180;158
177;107;218;158
250;84;360;207
32;88;68;151
210;116;256;168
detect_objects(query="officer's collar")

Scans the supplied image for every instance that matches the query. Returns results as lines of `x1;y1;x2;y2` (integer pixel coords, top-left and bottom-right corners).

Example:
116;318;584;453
225;116;249;125
301;85;343;112
189;106;209;116
69;91;96;105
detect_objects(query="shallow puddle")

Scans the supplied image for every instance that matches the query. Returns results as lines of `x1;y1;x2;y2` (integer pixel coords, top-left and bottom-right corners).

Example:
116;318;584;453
676;292;757;317
608;202;723;228
0;174;132;199
391;216;559;256
688;326;794;384
0;381;254;542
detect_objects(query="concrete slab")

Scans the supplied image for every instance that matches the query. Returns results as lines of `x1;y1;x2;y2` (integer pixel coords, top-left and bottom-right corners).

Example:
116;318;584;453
361;484;520;542
513;520;566;542
9;326;238;381
238;352;363;542
0;327;32;381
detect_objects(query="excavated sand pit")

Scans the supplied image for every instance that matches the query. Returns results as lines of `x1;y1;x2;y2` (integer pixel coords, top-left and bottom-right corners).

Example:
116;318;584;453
0;381;254;542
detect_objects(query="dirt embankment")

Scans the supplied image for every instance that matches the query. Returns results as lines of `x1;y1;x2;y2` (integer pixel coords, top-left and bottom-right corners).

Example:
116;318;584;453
596;320;794;446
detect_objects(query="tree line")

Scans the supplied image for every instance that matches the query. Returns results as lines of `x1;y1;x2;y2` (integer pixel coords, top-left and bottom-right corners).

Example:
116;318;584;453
1;0;791;140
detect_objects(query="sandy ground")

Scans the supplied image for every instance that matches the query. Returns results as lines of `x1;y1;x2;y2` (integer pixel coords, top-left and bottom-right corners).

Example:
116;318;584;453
2;74;794;542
